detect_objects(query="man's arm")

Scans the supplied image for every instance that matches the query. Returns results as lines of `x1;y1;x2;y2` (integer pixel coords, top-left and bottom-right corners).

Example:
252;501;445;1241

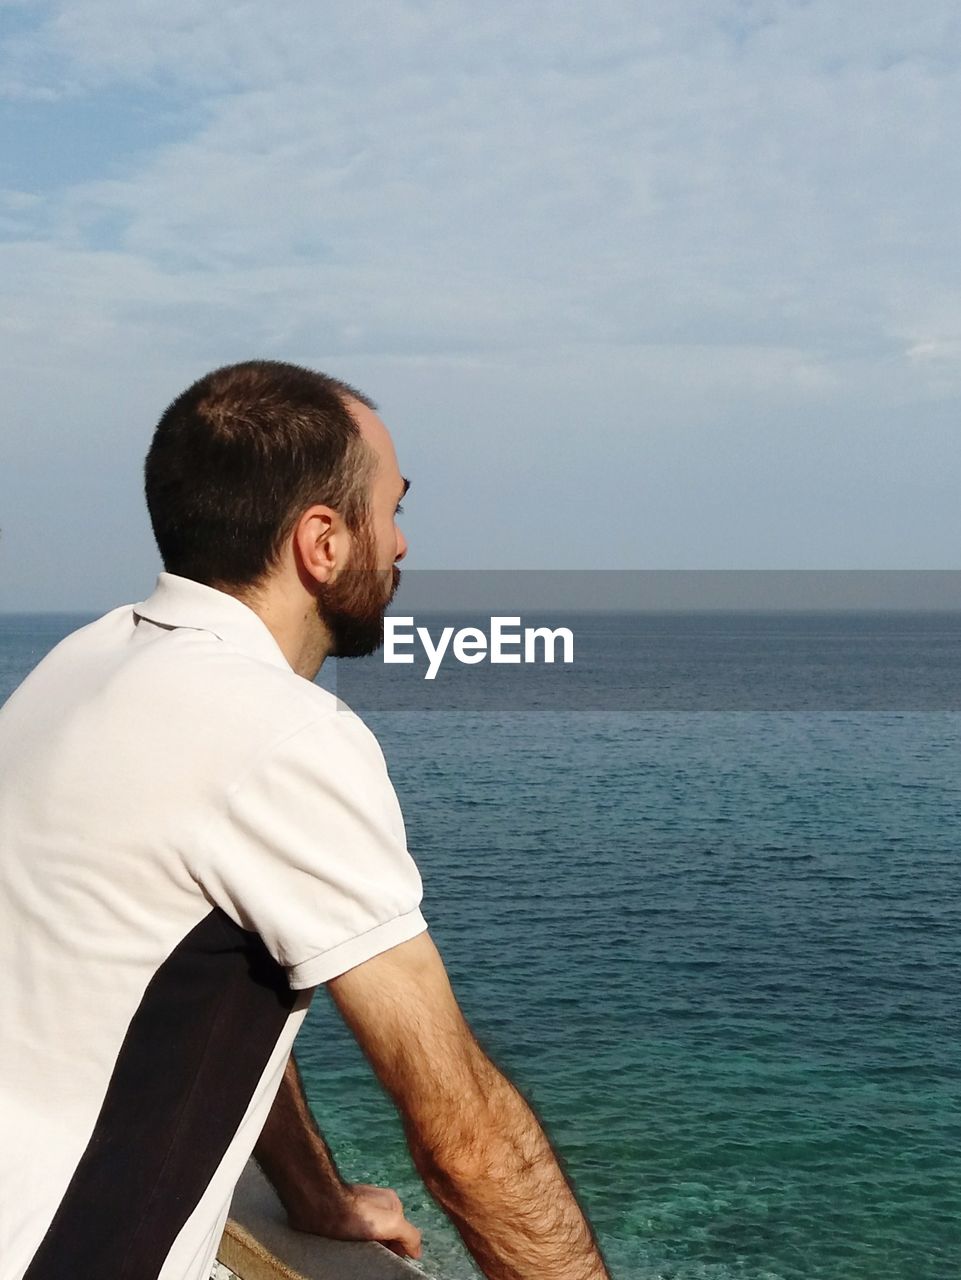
253;1052;421;1258
328;931;611;1280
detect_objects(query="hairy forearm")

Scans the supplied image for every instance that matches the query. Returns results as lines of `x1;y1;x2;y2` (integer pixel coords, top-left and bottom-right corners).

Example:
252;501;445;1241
408;1054;611;1280
253;1053;349;1228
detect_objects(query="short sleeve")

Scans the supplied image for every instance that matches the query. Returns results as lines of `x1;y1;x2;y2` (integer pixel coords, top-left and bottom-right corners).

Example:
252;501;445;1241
195;710;427;989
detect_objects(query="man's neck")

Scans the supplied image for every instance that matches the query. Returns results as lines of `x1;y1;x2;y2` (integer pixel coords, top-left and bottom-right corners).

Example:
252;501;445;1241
229;581;332;681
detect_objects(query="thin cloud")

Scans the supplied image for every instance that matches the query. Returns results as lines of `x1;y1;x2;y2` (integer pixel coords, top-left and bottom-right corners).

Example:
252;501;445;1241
2;2;961;606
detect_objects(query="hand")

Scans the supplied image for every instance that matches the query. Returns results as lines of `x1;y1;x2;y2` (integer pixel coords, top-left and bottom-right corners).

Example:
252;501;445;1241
288;1181;422;1260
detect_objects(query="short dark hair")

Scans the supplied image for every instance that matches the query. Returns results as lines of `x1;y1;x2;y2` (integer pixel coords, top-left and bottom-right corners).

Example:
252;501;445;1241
144;360;375;588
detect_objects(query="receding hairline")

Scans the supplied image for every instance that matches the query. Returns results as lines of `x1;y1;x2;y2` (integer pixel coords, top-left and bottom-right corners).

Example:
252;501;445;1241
192;360;377;421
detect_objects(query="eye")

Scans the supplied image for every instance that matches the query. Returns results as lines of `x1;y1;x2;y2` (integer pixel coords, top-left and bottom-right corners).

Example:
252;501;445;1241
395;503;405;516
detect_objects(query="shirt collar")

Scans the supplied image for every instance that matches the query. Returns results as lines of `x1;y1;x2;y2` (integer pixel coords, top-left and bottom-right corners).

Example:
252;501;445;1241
134;573;292;671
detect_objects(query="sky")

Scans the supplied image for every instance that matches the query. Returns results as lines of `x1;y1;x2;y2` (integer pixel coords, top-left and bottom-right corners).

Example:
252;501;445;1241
2;0;961;610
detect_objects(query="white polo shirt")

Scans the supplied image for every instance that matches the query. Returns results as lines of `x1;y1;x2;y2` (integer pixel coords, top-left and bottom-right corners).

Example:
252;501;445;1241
0;574;427;1280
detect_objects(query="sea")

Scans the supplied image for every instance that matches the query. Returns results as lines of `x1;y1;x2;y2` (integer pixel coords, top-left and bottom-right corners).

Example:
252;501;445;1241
2;610;960;1280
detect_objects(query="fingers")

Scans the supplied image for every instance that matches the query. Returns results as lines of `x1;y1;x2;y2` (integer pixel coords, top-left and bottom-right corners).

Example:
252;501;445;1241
350;1183;423;1259
389;1215;422;1259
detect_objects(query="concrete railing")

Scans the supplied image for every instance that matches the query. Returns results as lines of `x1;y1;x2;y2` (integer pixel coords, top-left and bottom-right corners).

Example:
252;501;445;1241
217;1162;430;1280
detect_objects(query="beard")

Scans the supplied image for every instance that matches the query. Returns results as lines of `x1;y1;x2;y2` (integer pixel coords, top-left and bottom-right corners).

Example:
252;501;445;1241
315;518;400;658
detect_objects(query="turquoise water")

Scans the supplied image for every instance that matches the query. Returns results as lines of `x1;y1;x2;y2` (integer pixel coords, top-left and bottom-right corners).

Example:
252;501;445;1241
3;615;961;1278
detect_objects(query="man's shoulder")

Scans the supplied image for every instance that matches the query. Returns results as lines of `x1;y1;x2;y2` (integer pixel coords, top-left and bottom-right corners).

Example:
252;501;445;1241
131;622;347;742
126;612;387;771
6;599;340;741
2;595;386;783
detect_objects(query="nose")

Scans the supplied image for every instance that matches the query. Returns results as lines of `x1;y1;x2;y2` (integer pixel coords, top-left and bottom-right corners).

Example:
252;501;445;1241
395;527;408;562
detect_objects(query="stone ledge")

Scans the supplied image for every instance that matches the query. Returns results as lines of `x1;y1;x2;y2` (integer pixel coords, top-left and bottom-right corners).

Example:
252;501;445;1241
218;1162;431;1280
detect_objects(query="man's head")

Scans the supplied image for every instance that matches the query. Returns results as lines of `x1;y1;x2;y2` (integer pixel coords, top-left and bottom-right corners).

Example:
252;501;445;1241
145;360;408;659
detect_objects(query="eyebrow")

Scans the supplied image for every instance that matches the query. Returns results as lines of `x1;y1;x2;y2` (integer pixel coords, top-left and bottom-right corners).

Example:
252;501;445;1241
399;477;411;499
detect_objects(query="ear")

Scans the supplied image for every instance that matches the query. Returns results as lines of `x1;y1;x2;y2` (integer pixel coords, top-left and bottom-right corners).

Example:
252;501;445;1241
293;504;348;585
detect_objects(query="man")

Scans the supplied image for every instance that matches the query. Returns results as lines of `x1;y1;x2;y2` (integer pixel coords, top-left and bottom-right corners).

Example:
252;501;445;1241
0;361;610;1280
